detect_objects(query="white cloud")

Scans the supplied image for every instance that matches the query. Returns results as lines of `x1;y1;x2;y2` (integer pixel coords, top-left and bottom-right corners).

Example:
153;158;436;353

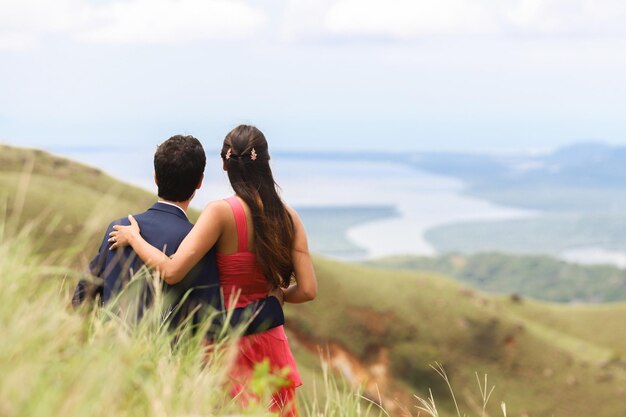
504;0;626;35
322;0;626;39
0;0;266;50
326;0;500;37
80;0;266;44
0;0;93;50
281;0;338;41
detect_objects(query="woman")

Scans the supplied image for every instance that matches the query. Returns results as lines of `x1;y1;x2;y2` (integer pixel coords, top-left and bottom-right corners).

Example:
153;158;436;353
109;125;317;415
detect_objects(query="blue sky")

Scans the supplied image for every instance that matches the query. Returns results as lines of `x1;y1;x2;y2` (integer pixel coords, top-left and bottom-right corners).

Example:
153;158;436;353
2;0;626;152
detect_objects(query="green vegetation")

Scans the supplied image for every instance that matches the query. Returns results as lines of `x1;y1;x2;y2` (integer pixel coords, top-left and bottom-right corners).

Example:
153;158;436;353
369;253;626;302
292;257;626;416
0;215;372;416
0;144;160;266
4;145;626;416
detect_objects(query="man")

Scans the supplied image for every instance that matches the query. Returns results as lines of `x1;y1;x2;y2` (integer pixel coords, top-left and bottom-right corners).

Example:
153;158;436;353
73;135;284;337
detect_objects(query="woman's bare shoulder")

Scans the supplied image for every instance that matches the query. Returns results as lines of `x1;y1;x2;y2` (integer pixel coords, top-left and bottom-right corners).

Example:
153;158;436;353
203;198;231;209
285;205;299;218
285;205;305;228
200;199;232;219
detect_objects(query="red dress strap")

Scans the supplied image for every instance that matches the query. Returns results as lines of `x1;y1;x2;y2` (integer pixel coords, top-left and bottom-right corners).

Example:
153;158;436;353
224;196;248;253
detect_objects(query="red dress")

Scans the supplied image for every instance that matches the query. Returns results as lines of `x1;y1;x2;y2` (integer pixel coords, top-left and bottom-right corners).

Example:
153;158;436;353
216;196;302;415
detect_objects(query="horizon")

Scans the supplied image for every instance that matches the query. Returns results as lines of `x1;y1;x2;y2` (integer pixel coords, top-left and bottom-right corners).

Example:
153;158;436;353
1;137;619;157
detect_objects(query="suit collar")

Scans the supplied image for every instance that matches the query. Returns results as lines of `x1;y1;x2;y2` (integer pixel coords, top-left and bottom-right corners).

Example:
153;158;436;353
148;202;189;221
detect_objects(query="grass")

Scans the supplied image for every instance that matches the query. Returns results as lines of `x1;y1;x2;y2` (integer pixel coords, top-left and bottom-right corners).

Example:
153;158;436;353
5;144;626;416
0;206;375;417
413;364;507;417
290;257;626;416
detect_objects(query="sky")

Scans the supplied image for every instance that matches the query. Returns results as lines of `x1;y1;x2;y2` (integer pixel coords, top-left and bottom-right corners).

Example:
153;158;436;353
1;0;626;153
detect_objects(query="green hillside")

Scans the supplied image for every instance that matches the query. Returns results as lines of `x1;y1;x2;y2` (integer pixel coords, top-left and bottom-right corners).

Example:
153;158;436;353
289;259;626;416
3;144;626;416
0;144;196;266
368;253;626;303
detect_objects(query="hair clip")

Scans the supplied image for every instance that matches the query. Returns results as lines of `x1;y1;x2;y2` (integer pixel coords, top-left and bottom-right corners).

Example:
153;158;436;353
251;148;257;161
225;148;232;160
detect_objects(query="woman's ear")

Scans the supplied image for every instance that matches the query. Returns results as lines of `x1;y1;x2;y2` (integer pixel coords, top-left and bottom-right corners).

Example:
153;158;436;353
222;160;228;171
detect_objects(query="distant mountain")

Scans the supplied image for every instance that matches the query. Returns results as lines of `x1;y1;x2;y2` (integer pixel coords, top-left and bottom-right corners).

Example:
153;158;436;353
410;142;626;193
406;143;626;257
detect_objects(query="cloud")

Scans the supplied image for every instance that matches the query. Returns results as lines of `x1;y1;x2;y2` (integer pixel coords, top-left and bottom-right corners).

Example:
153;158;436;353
0;0;92;50
0;0;266;50
281;0;338;41
80;0;266;44
322;0;626;39
326;0;500;37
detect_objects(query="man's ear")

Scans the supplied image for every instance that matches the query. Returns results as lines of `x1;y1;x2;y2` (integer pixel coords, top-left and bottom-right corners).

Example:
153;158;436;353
153;172;158;187
196;174;204;190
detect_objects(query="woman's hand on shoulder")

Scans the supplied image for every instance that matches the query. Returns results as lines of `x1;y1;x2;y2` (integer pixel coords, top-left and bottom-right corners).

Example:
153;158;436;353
108;215;140;250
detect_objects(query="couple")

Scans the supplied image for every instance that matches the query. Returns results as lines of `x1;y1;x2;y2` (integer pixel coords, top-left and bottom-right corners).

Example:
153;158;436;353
74;125;317;415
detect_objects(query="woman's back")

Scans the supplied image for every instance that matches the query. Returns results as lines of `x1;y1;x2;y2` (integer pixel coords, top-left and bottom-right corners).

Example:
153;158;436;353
216;196;272;308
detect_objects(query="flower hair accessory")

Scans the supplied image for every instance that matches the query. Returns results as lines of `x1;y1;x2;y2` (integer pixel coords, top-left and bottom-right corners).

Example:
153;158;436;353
225;148;232;160
251;148;257;161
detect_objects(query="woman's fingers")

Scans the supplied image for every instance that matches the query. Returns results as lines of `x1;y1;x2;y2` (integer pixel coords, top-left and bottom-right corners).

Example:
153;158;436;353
107;217;138;251
128;214;138;229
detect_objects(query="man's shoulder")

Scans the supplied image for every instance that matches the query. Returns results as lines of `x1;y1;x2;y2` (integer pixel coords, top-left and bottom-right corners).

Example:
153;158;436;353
103;215;133;232
101;209;153;234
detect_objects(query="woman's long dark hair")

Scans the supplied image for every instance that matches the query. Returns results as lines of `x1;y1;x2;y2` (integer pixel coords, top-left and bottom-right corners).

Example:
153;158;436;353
220;125;295;287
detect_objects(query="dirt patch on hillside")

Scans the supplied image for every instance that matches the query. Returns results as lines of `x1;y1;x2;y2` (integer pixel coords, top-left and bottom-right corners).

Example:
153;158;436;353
286;317;417;414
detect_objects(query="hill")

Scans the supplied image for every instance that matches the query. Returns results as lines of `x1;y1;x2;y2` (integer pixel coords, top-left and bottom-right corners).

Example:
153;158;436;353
0;144;185;266
3;144;626;416
289;258;626;416
409;142;626;211
368;253;626;303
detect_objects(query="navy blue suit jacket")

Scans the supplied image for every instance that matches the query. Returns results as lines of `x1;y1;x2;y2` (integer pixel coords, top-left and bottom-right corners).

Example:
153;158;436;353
73;202;284;336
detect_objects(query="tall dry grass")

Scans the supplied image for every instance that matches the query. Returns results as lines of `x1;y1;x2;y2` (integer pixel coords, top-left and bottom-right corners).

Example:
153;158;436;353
0;192;372;417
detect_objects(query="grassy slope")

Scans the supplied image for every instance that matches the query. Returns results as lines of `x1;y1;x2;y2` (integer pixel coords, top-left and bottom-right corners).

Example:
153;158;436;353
0;144;203;266
4;145;626;416
289;259;626;416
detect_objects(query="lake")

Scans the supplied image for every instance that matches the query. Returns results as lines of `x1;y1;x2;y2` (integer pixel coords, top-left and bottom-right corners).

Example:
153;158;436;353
55;147;535;260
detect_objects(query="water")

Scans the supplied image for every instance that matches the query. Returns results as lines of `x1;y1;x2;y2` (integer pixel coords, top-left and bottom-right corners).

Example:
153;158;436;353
560;247;626;268
56;147;535;259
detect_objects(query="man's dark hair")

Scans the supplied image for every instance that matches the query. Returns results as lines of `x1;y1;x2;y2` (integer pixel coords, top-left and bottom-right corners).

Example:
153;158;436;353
154;135;206;202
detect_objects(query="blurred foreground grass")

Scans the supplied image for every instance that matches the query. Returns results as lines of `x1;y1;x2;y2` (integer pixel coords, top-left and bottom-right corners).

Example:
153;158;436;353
0;208;372;417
